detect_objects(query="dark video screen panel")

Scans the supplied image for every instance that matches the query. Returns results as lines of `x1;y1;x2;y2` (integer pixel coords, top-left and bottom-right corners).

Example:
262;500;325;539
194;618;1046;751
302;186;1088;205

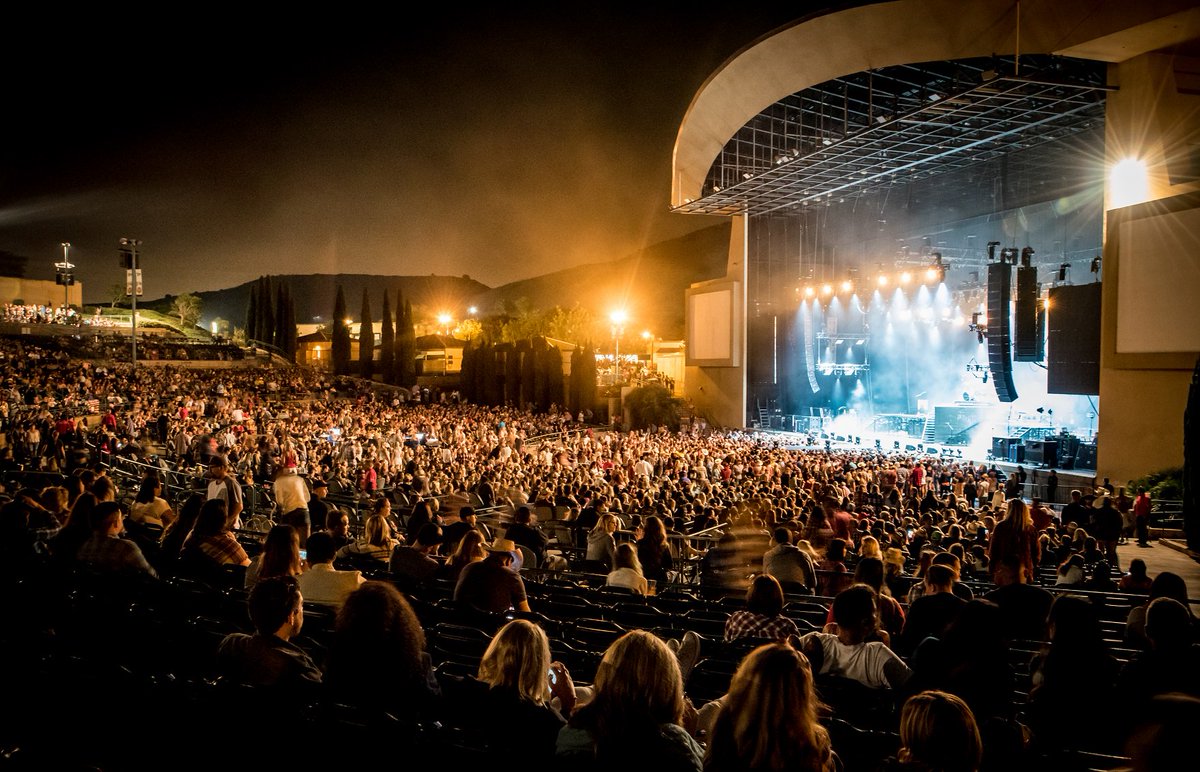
1047;283;1101;395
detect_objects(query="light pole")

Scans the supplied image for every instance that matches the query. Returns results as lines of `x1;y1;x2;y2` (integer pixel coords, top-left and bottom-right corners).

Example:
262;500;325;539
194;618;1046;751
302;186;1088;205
119;238;142;368
610;309;627;388
54;242;75;313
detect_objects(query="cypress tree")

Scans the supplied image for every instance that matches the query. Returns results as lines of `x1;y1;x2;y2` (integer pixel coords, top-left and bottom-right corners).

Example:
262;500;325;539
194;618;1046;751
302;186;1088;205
261;276;275;348
278;282;297;359
332;285;350;375
245;279;259;344
397;298;417;388
274;281;288;352
379;290;395;384
546;339;565;413
359;287;374;380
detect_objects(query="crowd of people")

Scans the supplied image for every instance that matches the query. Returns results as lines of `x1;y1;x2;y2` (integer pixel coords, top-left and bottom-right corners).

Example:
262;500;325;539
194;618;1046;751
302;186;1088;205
0;333;1196;771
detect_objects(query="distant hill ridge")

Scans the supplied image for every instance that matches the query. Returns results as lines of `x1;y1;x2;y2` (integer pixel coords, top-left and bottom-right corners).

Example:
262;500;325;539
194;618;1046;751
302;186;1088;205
175;224;731;339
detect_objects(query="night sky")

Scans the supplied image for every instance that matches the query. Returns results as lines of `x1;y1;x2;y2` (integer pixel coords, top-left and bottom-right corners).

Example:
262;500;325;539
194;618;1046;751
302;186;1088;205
0;5;829;302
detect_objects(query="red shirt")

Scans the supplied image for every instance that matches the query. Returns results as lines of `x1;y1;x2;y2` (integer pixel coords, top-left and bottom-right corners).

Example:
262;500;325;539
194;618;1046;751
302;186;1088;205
1133;494;1152;519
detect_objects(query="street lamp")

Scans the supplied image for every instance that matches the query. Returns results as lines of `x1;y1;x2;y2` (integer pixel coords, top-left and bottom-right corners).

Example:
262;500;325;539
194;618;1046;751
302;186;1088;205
610;309;627;388
437;312;452;335
118;238;143;367
54;242;75;312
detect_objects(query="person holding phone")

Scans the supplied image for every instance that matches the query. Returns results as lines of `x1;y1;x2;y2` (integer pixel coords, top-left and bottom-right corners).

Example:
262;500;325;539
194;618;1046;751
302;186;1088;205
441;619;576;765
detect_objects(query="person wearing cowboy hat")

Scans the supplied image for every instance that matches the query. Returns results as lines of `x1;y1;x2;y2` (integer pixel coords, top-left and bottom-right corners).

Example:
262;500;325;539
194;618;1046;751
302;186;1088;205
453;537;531;614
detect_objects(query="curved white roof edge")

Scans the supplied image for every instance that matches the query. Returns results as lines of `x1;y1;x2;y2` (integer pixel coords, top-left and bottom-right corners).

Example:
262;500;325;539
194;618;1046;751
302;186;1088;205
672;0;1200;208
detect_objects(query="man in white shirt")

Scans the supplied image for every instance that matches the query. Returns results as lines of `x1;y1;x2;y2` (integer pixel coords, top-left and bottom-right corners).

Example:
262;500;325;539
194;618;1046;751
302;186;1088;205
271;465;312;545
297;531;364;608
206;454;244;530
798;584;911;691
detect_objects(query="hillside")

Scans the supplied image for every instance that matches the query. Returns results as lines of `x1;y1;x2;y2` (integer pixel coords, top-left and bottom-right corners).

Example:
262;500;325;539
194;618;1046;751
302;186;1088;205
170;223;731;338
182;274;491;331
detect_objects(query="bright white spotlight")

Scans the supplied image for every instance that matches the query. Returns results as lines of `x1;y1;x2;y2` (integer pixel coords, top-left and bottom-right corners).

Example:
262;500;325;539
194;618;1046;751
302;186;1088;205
900;271;912;284
804;286;815;297
822;284;833;295
1109;157;1149;208
841;280;853;293
877;275;888;287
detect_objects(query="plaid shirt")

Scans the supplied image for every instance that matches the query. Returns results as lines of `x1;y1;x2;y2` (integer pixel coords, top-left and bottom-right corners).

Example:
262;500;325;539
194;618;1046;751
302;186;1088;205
724;610;801;642
190;532;249;566
76;534;158;578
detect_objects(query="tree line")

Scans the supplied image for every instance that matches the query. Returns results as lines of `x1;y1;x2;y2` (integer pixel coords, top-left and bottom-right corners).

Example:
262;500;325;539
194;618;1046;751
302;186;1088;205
245;276;298;359
325;283;600;415
330;285;417;387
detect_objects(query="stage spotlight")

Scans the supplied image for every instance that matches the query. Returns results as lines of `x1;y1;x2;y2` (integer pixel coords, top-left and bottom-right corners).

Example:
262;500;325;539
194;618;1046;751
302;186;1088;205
822;284;833;295
1058;263;1069;281
841;280;853;293
900;271;912;284
877;275;888;287
925;268;939;282
804;286;815;297
855;339;864;345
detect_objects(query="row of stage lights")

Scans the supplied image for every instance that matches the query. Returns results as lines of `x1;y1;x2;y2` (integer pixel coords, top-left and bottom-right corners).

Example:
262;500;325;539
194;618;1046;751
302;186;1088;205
796;262;946;299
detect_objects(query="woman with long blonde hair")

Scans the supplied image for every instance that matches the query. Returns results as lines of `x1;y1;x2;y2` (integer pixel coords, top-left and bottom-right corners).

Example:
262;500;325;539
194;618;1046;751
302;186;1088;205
703;643;834;771
335;512;397;568
443;620;577;764
986;498;1040;581
556;630;703;768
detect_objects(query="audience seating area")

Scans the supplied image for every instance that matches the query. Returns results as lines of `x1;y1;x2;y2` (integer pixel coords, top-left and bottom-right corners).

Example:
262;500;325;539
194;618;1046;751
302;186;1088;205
3;543;1175;771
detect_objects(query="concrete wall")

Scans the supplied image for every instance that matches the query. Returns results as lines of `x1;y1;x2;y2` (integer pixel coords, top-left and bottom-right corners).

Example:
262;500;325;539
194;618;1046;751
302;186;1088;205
1099;52;1200;485
684;216;747;429
0;277;82;307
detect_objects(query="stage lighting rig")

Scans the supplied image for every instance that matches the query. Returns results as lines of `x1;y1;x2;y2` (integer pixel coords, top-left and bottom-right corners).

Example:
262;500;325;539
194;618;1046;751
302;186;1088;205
1020;246;1035;267
926;253;946;283
999;247;1019;265
986;241;1001;262
968;312;987;343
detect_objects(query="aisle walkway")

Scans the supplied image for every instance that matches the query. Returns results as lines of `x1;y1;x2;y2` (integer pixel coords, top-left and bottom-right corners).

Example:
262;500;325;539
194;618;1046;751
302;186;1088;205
1120;536;1200;606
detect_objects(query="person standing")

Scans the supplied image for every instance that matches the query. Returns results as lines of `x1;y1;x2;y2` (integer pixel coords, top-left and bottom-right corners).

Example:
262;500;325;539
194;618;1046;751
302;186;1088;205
987;499;1041;583
206;454;244;530
1134;487;1153;547
307;477;331;538
271;465;311;546
1092;494;1124;567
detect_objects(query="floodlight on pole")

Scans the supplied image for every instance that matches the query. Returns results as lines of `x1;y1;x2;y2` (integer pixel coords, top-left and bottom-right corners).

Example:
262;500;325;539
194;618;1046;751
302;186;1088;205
610;309;627;387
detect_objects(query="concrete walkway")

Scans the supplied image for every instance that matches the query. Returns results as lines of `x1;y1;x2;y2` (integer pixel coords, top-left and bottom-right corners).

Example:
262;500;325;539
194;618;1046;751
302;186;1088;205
1151;536;1200;605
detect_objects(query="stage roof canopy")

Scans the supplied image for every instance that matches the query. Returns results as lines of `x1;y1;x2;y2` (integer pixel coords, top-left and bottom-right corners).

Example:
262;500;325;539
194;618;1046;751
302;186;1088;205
672;54;1111;217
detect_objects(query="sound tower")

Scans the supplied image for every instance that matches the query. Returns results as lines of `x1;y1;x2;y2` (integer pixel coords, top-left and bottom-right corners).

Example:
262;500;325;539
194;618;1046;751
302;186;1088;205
1014;265;1039;361
987;262;1018;402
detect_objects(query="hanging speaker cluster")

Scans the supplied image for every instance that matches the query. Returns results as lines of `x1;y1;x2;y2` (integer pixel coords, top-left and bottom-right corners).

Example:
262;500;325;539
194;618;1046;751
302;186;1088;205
987;262;1018;402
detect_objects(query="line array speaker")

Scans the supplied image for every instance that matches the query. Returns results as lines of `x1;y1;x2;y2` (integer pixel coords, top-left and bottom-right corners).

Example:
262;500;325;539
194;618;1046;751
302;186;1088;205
987;262;1018;402
1014;265;1039;361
